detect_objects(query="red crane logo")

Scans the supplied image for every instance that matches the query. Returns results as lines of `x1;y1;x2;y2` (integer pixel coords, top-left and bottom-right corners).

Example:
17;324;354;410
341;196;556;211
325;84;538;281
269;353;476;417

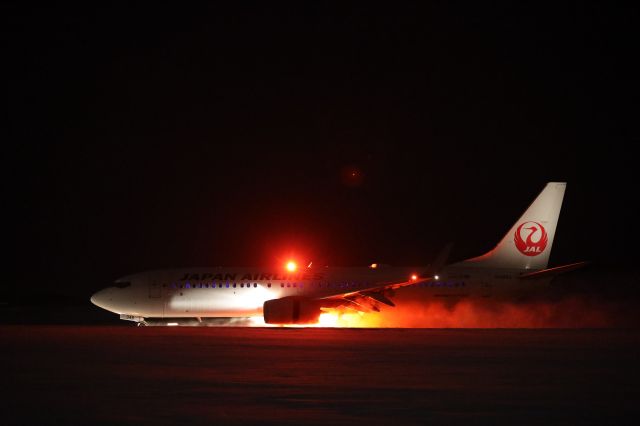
514;221;548;256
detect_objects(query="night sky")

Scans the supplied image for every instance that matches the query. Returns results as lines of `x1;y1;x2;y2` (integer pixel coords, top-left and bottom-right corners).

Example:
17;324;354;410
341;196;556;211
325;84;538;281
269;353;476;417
5;4;639;304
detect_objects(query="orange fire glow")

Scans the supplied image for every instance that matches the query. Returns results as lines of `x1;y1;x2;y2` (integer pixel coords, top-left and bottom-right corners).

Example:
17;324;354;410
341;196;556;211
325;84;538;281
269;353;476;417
316;310;370;327
306;296;618;328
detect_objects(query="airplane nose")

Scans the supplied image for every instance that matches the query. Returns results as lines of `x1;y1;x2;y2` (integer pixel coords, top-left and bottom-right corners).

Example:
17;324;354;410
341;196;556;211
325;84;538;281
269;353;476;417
90;289;111;310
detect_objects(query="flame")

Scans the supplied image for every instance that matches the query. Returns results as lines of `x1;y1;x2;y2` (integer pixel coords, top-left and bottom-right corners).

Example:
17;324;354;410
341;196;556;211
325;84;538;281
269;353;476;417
318;298;617;328
318;312;339;327
309;296;621;328
245;293;626;328
315;309;375;327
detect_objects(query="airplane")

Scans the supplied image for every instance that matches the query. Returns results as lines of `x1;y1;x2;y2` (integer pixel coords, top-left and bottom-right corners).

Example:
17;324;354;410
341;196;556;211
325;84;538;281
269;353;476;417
91;182;585;326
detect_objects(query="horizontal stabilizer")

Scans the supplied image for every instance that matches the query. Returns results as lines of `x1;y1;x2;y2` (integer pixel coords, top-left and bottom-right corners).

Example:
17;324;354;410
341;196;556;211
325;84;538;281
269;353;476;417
518;261;588;280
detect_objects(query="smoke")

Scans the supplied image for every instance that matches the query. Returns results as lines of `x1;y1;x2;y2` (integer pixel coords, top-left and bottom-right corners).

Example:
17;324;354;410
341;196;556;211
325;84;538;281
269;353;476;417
320;295;639;328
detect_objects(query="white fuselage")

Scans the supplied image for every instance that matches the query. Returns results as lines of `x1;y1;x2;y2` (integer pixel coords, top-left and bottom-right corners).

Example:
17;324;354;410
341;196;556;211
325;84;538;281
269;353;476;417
90;265;548;320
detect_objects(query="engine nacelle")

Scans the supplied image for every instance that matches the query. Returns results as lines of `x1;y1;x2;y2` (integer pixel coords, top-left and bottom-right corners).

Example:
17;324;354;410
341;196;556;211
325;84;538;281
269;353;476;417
263;296;321;324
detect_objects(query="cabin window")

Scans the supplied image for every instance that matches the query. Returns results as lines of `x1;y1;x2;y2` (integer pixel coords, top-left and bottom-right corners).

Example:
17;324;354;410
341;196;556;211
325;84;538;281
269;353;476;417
254;283;257;288
267;283;271;288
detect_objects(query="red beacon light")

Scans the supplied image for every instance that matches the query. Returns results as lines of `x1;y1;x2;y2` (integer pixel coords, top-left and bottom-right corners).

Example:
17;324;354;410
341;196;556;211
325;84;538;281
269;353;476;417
286;261;297;272
411;274;418;281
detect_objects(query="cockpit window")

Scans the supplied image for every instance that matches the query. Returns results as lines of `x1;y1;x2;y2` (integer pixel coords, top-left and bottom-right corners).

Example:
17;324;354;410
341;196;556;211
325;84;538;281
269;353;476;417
114;281;131;288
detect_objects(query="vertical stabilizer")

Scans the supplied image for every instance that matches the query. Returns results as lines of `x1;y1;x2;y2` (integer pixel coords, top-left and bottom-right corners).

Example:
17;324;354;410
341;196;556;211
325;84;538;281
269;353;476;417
459;182;566;270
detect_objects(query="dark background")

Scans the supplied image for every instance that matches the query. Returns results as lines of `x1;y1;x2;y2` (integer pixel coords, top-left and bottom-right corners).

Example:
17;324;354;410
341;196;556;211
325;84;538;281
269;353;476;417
4;3;639;309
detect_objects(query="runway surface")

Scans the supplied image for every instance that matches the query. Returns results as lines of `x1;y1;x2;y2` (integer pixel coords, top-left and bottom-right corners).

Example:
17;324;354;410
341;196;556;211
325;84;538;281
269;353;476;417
2;326;639;425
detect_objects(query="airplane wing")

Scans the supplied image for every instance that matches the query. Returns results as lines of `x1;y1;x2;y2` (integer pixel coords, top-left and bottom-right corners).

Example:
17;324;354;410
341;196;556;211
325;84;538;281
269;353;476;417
317;276;437;312
317;243;453;312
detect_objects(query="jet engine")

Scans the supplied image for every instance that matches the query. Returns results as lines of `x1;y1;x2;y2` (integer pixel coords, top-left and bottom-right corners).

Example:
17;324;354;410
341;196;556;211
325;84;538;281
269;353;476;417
263;296;321;324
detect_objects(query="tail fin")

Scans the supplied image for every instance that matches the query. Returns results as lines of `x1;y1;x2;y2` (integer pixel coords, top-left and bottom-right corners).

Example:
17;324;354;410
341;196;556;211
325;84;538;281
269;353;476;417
459;182;566;270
